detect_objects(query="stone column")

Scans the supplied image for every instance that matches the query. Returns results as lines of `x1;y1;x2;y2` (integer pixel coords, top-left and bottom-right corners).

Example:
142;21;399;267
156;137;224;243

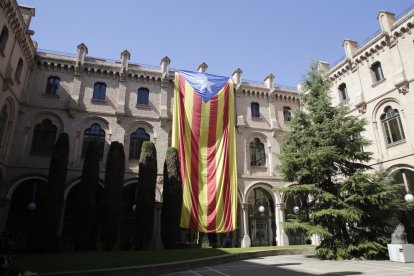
275;203;289;246
241;203;251;248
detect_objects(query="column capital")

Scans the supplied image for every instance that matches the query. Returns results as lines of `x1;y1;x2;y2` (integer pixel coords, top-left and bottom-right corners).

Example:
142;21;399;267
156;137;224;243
241;203;250;210
275;203;286;209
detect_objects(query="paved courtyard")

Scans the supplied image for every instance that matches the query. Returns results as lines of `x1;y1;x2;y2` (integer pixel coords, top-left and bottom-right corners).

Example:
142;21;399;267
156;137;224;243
162;254;414;276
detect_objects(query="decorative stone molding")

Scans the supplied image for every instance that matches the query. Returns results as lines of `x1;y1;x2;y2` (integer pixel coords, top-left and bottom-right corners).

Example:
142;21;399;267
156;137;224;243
395;80;409;95
66;108;78;119
355;102;367;114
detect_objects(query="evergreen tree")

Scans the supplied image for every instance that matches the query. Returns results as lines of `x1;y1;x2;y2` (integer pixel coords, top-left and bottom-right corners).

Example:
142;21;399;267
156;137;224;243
135;141;157;250
74;138;101;250
278;63;406;260
102;142;125;250
39;132;69;252
161;147;183;249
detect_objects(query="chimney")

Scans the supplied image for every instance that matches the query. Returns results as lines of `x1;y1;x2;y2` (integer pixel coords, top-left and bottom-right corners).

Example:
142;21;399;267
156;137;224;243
120;50;131;71
377;11;396;33
197;62;208;73
264;73;275;90
76;43;88;67
317;61;330;74
160;56;171;79
342;39;358;59
232;68;243;85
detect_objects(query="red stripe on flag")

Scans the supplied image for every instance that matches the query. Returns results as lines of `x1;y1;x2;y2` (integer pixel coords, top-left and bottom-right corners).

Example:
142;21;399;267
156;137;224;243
207;95;218;232
189;84;203;231
177;75;188;207
221;83;233;232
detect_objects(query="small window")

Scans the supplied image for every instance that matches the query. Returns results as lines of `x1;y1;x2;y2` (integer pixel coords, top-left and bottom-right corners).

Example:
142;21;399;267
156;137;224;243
0;26;8;54
251;102;260;118
15;58;23;82
371;62;385;82
381;106;405;145
283;106;292;122
338;83;348;102
30;119;57;156
129;127;150;160
82;123;105;159
249;138;266;167
45;76;60;95
93;82;106;101
137;88;149;105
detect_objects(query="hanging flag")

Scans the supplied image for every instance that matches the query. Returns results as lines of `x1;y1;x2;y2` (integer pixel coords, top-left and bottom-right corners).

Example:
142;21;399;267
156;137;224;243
172;71;238;233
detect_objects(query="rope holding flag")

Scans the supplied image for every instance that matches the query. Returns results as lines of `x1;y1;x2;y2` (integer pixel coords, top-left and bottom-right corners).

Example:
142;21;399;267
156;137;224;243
172;71;238;233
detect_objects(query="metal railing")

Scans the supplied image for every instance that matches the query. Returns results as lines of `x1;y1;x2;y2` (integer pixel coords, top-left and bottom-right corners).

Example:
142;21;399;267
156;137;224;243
37;48;77;58
396;3;414;20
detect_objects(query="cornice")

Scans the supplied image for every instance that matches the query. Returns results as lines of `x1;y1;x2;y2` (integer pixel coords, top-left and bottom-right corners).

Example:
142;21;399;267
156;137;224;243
3;0;36;66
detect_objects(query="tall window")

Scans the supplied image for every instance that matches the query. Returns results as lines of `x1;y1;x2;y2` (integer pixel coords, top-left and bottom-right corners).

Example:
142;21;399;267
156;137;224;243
338;83;348;102
45;76;60;95
0;105;8;148
371;62;385;82
93;82;106;101
0;26;8;54
381;106;405;145
15;58;23;82
251;102;260;118
137;88;149;105
82;123;105;158
129;127;150;160
283;106;292;122
30;119;57;156
249;138;266;167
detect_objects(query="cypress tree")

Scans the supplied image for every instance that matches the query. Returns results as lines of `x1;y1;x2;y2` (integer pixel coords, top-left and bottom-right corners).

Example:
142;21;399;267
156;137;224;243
135;141;157;250
39;132;69;252
278;63;406;260
161;147;183;249
74;138;101;250
102;142;125;250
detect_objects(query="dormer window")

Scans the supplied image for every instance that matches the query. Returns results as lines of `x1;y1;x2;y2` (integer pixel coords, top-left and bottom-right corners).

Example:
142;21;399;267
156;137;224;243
338;83;348;102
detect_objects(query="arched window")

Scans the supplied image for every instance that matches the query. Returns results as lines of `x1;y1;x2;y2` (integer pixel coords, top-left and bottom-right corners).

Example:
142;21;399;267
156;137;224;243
283;106;292;122
30;119;57;156
251;102;260;118
137;88;149;105
249;138;266;167
0;26;9;54
129;127;150;160
93;82;106;101
381;106;405;145
371;62;385;82
338;83;348;102
45;76;60;95
15;58;23;82
0;105;8;148
82;123;105;158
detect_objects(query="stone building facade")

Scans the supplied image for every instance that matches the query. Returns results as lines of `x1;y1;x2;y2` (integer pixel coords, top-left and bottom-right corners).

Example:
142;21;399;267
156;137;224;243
0;0;302;250
323;8;414;240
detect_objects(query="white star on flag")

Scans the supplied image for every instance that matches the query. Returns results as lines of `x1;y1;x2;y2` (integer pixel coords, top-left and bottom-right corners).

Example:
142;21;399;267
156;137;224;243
199;76;214;93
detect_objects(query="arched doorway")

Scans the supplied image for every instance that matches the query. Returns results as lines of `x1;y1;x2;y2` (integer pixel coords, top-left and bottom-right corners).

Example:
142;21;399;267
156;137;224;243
284;193;306;245
246;187;275;246
391;168;414;243
6;178;46;252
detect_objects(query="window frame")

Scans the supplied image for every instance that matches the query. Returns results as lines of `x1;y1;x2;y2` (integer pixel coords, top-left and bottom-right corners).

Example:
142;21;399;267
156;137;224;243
338;83;348;102
380;106;405;146
81;123;106;159
251;102;260;118
45;76;61;95
283;106;292;122
249;138;266;167
30;119;58;156
129;127;150;160
14;58;23;83
137;87;150;106
371;62;385;83
92;82;107;101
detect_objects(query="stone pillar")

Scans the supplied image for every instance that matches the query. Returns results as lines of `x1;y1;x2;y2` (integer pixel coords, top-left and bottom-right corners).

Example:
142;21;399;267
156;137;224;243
264;73;275;90
197;62;208;73
241;203;251;247
377;11;396;34
342;39;358;59
160;56;170;124
275;203;289;246
231;68;243;86
401;169;410;193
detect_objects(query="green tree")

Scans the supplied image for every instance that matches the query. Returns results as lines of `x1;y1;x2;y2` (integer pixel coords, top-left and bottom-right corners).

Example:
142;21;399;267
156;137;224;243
135;141;157;250
161;147;183;249
102;142;125;250
278;63;405;260
74;138;101;250
39;132;69;252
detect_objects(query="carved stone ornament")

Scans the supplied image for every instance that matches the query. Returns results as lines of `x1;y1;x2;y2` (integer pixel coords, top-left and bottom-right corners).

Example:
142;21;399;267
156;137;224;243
391;223;408;244
396;81;409;95
355;102;367;114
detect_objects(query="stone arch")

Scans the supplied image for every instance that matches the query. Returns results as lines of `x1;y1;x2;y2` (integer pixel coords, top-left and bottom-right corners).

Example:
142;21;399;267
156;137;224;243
27;111;64;132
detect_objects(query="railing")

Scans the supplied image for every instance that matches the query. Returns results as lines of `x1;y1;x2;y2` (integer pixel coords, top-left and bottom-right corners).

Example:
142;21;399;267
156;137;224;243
357;29;382;49
396;3;414;20
242;79;297;91
330;54;346;70
37;48;77;58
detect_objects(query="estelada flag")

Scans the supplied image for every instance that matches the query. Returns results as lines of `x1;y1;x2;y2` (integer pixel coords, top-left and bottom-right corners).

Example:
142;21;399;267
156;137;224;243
172;71;238;233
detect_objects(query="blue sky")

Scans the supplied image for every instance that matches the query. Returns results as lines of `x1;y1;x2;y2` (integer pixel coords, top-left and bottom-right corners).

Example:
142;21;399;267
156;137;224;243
19;0;414;88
